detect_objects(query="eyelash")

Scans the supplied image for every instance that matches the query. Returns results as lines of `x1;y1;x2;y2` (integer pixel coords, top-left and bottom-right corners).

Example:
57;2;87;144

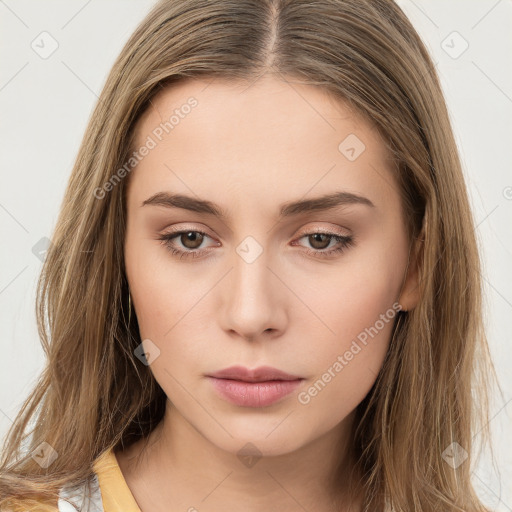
157;229;354;260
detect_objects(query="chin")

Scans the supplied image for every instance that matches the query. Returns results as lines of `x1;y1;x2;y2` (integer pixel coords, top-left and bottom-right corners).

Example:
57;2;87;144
203;418;310;459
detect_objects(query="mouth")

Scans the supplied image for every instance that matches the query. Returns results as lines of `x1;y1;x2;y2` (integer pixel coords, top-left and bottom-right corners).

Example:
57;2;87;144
207;364;303;382
206;365;304;407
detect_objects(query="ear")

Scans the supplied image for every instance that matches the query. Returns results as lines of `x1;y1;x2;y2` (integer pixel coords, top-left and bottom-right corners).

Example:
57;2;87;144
398;234;423;312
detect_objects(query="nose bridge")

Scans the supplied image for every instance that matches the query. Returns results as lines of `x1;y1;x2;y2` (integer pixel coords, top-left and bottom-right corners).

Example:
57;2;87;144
232;235;273;309
220;234;283;339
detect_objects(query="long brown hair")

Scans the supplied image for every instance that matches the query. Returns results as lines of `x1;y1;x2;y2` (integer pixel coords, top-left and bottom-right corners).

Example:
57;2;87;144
0;1;497;510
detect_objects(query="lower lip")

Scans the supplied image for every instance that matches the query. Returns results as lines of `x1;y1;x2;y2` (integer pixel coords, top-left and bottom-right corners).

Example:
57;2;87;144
207;377;303;407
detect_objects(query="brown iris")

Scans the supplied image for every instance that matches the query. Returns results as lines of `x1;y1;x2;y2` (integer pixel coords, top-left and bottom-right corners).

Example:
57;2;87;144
180;231;204;249
307;233;331;250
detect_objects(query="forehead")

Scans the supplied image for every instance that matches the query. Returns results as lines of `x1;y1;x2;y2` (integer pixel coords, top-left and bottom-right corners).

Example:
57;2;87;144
133;75;380;149
127;76;399;217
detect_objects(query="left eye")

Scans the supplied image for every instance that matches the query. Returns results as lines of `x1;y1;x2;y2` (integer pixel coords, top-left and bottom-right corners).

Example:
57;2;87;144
293;232;354;258
157;230;354;259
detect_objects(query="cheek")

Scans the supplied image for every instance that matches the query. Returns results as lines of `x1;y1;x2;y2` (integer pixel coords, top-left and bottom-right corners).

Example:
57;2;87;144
125;240;218;362
125;240;182;338
298;240;405;384
307;246;404;340
295;274;401;428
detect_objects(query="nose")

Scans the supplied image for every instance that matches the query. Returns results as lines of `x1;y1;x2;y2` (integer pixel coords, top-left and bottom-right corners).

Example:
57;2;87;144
219;246;287;342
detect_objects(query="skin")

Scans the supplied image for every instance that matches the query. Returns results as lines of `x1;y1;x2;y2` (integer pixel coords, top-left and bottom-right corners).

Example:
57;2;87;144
119;74;420;512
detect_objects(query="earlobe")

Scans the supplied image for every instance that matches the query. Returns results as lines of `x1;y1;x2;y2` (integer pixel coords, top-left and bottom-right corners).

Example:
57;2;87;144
398;234;423;312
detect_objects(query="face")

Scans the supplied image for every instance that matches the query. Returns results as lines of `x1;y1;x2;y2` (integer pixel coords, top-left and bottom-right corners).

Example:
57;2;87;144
123;75;419;457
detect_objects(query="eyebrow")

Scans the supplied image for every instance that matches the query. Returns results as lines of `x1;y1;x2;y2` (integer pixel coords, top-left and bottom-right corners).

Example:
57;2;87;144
141;190;375;219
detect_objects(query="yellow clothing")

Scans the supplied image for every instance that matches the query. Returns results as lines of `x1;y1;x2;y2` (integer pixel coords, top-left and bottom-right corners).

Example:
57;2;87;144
56;448;141;512
92;449;141;512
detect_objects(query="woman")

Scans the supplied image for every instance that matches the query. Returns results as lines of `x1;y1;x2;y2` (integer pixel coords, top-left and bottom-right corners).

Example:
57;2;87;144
0;0;496;510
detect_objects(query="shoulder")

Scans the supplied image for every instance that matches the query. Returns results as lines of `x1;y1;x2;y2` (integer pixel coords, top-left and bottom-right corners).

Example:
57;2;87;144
57;473;104;512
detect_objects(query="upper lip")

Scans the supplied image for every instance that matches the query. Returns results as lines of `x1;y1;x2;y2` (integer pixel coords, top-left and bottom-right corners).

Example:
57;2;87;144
208;365;302;382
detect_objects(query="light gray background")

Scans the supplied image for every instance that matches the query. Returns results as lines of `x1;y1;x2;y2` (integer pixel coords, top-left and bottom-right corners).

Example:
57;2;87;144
1;0;511;508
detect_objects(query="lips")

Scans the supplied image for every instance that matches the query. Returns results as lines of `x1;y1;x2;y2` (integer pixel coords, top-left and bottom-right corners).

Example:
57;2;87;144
207;365;302;383
206;365;304;407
